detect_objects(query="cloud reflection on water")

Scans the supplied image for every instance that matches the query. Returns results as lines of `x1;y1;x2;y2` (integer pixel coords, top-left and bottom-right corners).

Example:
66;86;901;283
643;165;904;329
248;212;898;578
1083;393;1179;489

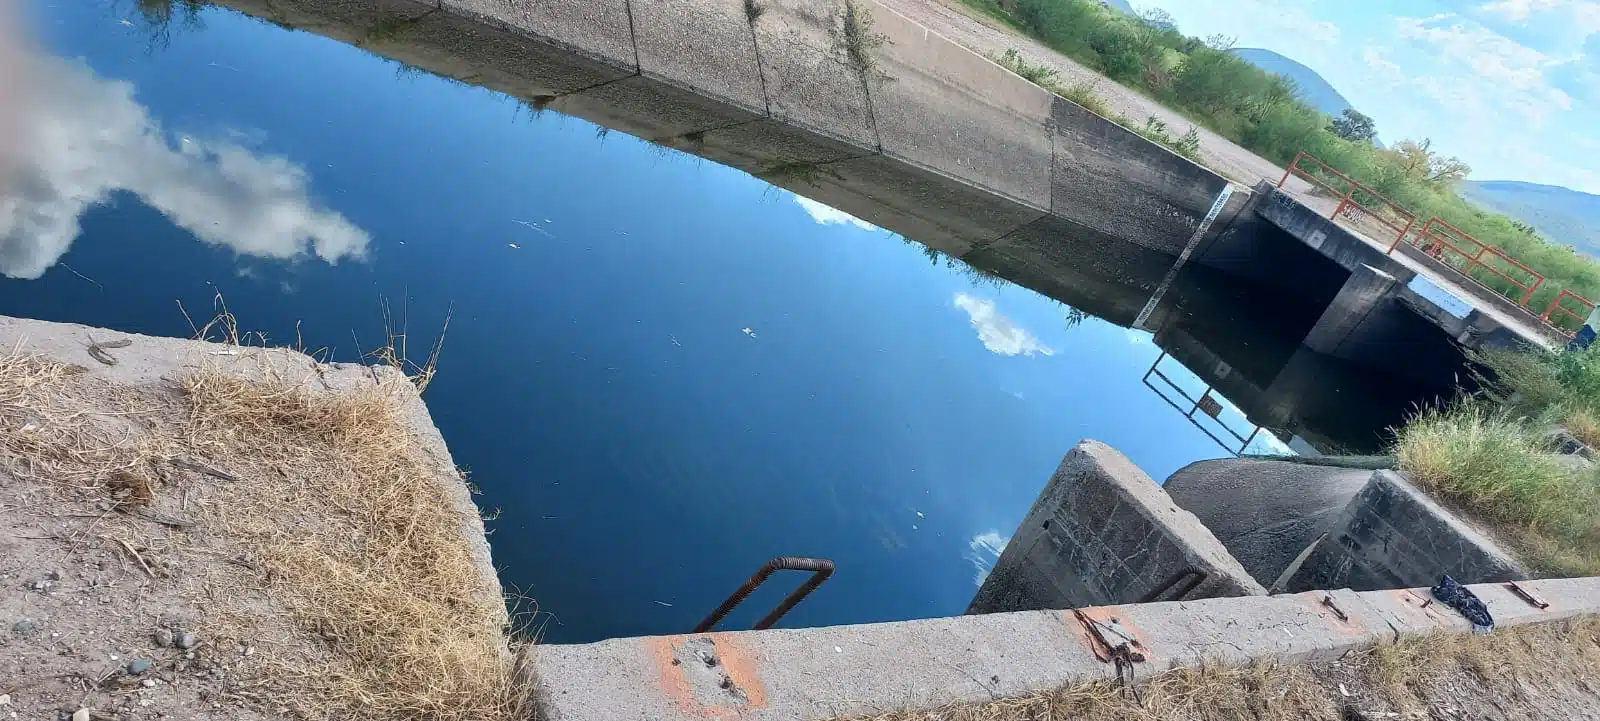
0;55;368;279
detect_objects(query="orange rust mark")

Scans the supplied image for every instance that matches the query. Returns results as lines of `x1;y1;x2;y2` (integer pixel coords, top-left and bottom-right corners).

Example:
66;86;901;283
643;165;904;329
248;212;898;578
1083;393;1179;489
1288;592;1369;638
1061;606;1156;665
646;634;768;720
1389;589;1459;630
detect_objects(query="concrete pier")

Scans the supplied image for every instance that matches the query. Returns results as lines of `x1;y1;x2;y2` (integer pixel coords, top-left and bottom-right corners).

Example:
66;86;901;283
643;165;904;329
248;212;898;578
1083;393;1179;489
967;441;1264;614
1302;264;1400;357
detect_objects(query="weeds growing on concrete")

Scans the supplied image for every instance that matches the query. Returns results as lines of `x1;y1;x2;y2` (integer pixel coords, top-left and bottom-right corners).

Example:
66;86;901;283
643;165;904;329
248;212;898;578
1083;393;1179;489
744;0;766;24
1126;115;1201;161
1060;81;1111;117
835;618;1600;721
759;160;843;188
834;0;889;83
990;48;1059;86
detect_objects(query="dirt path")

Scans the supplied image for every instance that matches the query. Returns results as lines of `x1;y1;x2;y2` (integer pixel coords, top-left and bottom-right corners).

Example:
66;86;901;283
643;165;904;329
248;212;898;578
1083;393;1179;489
872;0;1289;187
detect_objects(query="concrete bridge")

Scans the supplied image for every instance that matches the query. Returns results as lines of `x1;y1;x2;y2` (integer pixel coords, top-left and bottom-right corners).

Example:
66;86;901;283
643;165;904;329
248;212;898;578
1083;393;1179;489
204;0;1562;387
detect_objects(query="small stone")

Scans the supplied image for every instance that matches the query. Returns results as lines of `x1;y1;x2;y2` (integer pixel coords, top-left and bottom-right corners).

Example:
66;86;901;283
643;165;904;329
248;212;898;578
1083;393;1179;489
72;710;89;721
141;680;155;688
154;629;174;648
10;619;37;637
177;632;199;649
127;659;153;675
0;694;9;705
44;570;60;581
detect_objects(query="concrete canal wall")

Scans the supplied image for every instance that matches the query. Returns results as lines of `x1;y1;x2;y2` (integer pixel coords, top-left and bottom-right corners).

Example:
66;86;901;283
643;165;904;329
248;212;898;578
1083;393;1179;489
208;0;1247;295
531;575;1600;721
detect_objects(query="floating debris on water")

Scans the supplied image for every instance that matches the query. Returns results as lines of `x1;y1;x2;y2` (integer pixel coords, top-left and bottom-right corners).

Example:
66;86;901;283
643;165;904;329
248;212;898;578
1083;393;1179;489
653;600;673;607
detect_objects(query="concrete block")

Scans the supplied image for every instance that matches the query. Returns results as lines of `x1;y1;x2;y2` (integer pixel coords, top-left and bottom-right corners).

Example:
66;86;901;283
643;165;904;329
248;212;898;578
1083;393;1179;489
1048;97;1231;257
1303;264;1399;357
532;610;1108;721
1288;471;1529;593
1164;458;1374;587
969;441;1265;615
751;0;881;151
863;1;1054;212
442;0;637;74
630;0;769;113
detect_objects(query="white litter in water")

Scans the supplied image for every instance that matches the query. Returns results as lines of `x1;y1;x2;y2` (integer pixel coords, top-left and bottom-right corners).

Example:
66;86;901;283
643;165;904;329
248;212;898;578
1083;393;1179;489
741;327;757;338
911;524;919;530
508;243;520;249
915;511;924;518
653;600;673;607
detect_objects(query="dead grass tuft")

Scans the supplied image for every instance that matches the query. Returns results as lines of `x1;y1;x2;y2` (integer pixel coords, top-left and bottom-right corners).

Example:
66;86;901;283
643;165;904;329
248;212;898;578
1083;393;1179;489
181;362;527;720
0;348;169;490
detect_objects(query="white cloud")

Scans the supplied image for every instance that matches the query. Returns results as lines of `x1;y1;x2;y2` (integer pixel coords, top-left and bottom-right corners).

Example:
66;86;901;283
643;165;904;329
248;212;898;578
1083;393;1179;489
952;293;1055;357
0;56;368;280
965;530;1009;586
1478;0;1562;22
793;196;878;231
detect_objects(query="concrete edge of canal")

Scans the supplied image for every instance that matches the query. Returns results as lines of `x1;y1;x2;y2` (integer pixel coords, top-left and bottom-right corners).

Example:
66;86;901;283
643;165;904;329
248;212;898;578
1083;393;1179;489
530;577;1600;721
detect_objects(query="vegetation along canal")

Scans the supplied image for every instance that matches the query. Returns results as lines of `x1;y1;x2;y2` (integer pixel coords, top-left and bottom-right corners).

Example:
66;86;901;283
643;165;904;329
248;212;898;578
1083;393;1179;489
2;1;1448;642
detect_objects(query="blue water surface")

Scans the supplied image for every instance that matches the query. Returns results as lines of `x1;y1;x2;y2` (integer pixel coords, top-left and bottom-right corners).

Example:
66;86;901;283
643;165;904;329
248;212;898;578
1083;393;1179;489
10;1;1323;642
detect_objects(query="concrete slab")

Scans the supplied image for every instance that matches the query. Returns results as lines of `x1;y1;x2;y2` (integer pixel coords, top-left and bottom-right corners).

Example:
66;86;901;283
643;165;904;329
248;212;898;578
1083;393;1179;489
550;75;763;141
442;0;638;74
1049;97;1232;257
751;0;882;151
532;610;1109;721
211;0;437;47
864;1;1054;212
1289;471;1529;593
678;119;873;176
629;0;769;114
815;152;1048;252
969;441;1265;615
1164;458;1375;587
388;3;636;96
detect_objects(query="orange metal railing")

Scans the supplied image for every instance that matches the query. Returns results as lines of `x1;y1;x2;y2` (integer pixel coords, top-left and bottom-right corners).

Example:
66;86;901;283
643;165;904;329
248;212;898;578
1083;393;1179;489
1407;217;1545;306
1277;152;1416;248
1543;290;1596;334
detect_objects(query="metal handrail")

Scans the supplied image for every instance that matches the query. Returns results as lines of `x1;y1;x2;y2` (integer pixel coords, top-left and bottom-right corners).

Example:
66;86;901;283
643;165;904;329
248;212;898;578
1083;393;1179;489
1278;152;1416;247
693;557;835;633
1543;289;1596;334
1412;218;1545;306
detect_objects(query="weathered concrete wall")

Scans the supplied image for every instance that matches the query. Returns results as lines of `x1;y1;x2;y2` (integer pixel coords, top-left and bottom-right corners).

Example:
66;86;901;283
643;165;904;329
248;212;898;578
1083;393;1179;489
967;441;1264;614
1288;470;1529;593
1164;458;1373;587
208;0;1248;313
530;575;1600;721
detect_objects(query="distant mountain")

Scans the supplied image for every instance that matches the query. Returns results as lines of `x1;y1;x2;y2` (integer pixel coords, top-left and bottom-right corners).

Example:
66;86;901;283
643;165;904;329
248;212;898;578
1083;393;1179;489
1461;180;1600;257
1231;48;1353;117
1098;0;1134;13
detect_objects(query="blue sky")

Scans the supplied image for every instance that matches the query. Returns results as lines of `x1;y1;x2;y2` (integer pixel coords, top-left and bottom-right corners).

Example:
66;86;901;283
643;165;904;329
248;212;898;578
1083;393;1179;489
1150;0;1600;193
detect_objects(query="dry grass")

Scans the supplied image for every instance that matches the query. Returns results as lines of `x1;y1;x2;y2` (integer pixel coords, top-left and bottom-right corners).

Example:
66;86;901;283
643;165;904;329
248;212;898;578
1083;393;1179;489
840;619;1600;721
181;362;528;721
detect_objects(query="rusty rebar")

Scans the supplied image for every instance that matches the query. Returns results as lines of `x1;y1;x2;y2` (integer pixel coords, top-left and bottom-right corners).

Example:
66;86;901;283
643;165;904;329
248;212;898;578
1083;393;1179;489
693;557;835;633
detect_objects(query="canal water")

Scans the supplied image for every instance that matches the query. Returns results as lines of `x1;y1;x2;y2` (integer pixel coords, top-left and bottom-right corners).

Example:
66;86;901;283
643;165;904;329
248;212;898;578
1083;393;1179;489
5;1;1432;642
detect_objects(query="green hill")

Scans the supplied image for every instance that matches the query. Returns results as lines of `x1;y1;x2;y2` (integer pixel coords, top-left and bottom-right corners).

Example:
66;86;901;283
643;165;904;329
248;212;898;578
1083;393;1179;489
1461;180;1600;258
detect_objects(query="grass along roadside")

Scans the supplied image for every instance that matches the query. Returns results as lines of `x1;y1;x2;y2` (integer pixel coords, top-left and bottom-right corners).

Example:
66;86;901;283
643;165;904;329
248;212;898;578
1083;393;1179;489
832;618;1600;721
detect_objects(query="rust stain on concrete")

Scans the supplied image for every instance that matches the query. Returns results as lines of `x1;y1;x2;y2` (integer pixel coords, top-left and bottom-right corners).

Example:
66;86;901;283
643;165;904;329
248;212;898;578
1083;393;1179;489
646;634;769;720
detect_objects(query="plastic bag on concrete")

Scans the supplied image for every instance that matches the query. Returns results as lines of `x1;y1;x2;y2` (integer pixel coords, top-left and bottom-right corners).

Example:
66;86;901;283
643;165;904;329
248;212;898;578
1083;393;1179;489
1431;575;1495;633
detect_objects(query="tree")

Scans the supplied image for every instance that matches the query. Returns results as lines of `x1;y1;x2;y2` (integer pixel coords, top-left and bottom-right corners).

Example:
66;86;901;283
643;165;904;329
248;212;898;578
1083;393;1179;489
1392;138;1471;186
1327;109;1377;143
